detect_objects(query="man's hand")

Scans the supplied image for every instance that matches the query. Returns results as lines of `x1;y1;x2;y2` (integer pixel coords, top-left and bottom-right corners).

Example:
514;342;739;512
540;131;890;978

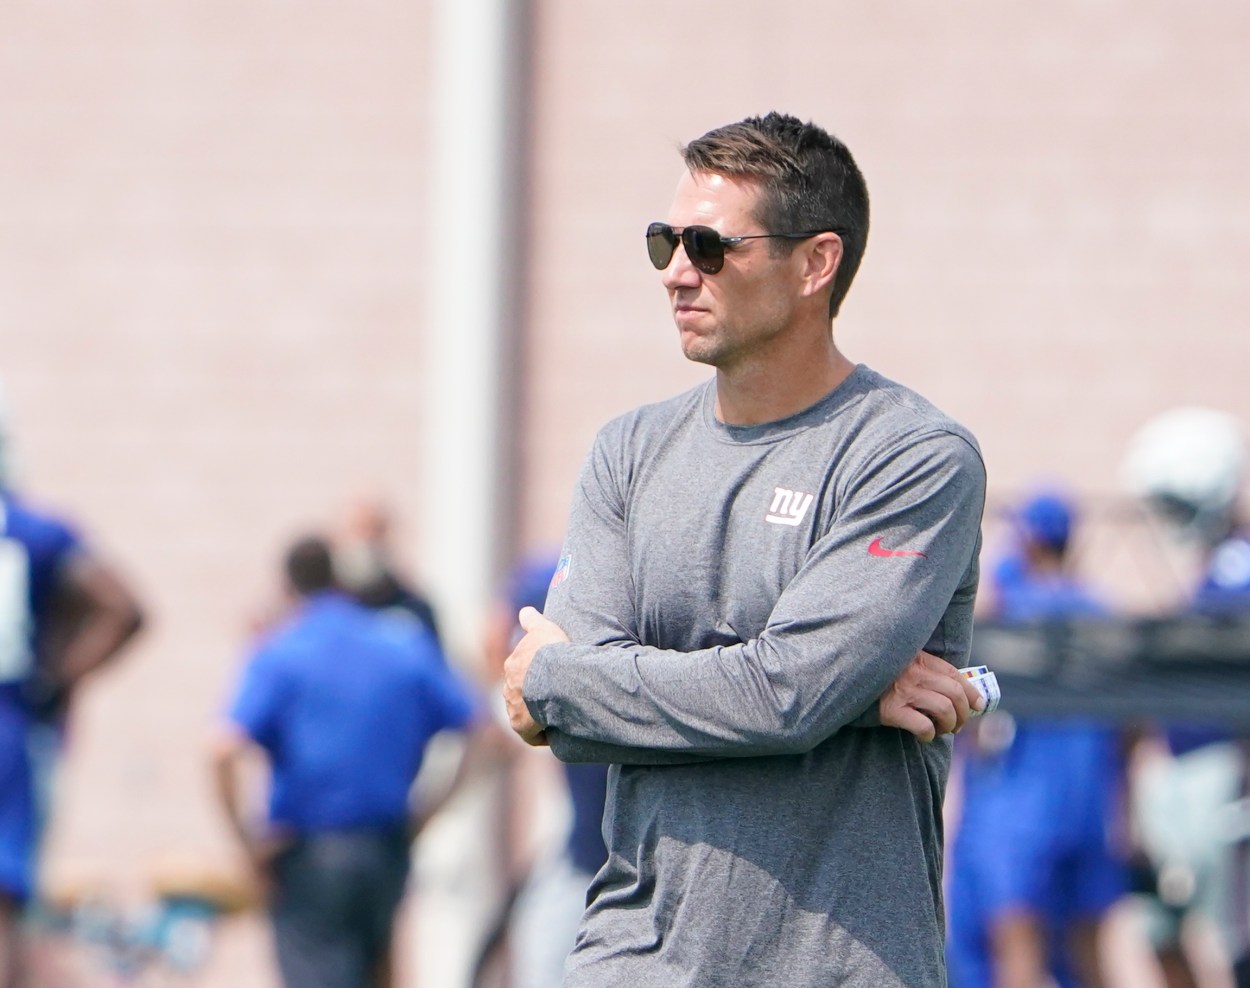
209;725;291;904
878;651;984;743
241;830;293;903
502;606;570;746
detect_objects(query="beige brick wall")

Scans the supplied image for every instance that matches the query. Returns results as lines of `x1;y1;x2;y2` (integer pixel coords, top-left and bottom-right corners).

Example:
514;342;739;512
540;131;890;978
520;1;1250;603
1;2;1248;984
2;3;435;984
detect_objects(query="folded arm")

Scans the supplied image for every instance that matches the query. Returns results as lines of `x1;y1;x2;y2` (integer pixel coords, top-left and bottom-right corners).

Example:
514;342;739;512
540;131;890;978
508;430;985;762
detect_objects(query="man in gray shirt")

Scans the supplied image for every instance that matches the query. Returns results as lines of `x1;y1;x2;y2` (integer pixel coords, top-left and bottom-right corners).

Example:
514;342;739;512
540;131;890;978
504;112;987;987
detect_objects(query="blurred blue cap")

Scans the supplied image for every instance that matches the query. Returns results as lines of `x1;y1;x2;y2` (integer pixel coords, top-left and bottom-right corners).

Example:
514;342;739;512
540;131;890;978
1018;491;1074;551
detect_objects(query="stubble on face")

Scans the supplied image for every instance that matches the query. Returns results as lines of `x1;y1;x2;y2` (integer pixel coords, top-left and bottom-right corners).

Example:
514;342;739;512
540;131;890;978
664;171;797;374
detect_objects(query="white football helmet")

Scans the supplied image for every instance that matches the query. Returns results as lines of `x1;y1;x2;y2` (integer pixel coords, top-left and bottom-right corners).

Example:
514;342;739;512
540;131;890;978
1121;406;1246;543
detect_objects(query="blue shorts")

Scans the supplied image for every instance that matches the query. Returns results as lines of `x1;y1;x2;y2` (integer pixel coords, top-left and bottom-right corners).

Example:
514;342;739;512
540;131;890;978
946;749;1126;987
0;709;36;902
947;834;1124;988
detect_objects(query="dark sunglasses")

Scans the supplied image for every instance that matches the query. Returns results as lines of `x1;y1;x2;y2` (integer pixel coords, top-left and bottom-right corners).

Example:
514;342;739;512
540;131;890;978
645;222;836;275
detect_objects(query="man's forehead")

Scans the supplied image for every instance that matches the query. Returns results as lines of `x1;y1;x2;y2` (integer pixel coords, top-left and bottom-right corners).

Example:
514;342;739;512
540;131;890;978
667;170;761;227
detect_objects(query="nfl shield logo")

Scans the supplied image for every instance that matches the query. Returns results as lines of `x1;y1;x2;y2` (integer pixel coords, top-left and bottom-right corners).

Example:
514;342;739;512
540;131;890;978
549;554;572;591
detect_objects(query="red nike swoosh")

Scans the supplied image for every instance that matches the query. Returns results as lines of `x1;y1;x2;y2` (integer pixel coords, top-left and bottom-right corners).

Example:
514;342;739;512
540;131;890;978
868;537;927;558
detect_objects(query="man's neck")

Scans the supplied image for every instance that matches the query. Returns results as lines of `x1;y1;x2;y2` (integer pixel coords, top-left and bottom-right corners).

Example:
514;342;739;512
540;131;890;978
713;337;856;427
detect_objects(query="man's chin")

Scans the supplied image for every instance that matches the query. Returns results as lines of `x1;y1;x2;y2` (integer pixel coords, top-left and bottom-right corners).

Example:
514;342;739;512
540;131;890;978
681;346;717;367
678;332;719;367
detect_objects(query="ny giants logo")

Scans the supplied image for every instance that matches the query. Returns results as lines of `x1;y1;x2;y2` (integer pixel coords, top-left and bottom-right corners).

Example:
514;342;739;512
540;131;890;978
765;487;814;527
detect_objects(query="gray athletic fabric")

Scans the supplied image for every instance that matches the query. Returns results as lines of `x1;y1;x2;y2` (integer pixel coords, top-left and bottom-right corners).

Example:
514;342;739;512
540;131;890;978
524;364;986;988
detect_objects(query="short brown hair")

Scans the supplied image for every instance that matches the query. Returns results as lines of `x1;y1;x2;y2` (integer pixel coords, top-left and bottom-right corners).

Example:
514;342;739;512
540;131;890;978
284;535;337;596
682;112;869;319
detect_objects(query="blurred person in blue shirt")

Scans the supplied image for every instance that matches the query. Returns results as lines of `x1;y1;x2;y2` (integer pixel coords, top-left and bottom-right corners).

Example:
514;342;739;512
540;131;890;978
947;490;1127;988
0;392;145;988
488;553;609;988
210;535;479;988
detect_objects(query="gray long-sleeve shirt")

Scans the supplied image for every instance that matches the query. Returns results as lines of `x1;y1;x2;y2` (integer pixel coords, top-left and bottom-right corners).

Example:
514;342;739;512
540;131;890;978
524;364;986;987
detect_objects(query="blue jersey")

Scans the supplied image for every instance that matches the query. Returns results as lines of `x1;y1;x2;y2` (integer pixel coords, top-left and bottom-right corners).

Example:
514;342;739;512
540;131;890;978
1193;532;1250;614
229;592;477;833
0;494;82;701
506;553;610;876
959;567;1119;841
0;492;82;900
1165;531;1250;753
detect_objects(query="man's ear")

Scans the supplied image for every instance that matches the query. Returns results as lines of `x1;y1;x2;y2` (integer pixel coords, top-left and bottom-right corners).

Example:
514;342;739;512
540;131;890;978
800;233;843;300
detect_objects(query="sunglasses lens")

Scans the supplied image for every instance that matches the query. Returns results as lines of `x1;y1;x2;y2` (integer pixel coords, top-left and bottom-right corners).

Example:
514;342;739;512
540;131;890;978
646;222;678;270
683;226;725;274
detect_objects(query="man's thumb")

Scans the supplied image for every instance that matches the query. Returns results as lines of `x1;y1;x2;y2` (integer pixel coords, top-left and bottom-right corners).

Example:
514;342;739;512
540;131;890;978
518;606;541;631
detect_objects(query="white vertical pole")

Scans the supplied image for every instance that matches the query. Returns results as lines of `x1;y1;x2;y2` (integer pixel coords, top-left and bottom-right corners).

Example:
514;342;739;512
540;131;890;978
421;0;520;665
414;2;523;986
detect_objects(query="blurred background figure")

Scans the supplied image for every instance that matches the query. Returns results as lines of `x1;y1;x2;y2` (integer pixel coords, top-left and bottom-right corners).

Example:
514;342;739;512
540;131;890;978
0;385;145;986
947;489;1127;988
1121;406;1250;988
209;534;481;988
475;552;609;988
334;495;443;652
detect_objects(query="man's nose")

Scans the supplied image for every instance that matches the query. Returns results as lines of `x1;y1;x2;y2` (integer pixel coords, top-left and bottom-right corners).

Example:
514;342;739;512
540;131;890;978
660;243;701;291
